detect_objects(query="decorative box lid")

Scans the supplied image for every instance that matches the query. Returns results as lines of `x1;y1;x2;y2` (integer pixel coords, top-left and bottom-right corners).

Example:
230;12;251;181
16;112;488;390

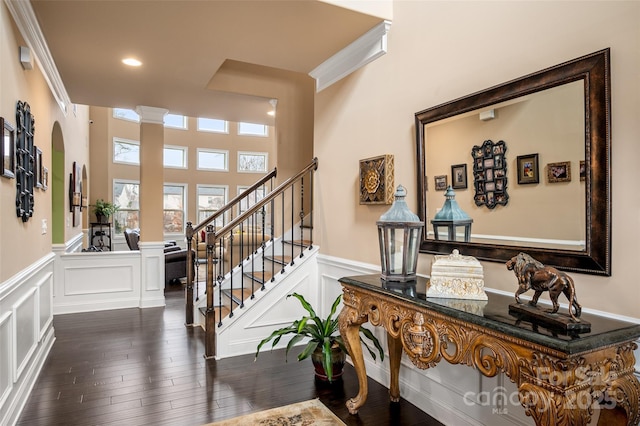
428;249;487;300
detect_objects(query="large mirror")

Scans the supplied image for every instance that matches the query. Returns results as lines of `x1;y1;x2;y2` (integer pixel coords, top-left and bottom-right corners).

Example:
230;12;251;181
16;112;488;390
415;49;611;276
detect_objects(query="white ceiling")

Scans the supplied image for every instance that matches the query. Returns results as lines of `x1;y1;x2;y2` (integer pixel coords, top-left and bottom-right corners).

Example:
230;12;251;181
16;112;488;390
27;0;384;124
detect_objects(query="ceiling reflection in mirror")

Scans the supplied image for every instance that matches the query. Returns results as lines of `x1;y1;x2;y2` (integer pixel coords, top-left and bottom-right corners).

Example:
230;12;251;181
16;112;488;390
424;81;586;251
415;49;611;276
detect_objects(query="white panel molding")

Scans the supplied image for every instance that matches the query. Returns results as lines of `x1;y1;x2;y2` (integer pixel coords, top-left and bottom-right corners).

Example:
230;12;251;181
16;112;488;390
0;253;55;300
12;287;38;383
4;0;72;114
309;20;391;92
139;242;165;308
64;265;134;295
36;272;54;342
51;232;84;255
0;312;13;412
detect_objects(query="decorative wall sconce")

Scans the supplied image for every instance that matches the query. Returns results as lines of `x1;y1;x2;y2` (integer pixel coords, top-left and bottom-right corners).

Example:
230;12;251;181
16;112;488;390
377;185;424;282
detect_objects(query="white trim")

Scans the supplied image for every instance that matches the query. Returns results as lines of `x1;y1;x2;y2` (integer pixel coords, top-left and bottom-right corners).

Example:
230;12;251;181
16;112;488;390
309;20;391;92
113;137;141;165
163;145;188;169
5;0;72;113
237;151;268;173
0;311;13;410
197;117;229;134
135;106;168;124
12;288;38;383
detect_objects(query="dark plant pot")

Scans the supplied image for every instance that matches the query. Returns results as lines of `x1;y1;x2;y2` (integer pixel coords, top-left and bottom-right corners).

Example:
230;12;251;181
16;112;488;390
96;214;109;224
311;345;346;382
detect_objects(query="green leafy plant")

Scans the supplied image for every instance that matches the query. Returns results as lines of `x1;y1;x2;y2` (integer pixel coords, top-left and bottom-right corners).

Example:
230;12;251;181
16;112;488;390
92;199;119;218
255;292;384;382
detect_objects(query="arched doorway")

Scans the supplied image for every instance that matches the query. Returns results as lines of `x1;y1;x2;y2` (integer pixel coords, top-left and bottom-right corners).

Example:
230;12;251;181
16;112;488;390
51;122;65;244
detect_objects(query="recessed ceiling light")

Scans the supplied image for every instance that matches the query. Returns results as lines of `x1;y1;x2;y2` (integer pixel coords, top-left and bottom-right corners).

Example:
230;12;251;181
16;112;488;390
122;58;142;67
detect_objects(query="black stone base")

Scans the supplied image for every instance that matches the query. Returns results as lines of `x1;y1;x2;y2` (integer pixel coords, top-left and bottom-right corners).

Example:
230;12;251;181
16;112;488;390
509;302;591;333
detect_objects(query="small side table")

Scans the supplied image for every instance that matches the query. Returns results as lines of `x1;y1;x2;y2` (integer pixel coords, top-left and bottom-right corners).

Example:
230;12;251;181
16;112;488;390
90;222;112;251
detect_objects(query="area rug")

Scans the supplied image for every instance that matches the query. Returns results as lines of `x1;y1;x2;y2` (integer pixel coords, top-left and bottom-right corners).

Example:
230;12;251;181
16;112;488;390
205;399;346;425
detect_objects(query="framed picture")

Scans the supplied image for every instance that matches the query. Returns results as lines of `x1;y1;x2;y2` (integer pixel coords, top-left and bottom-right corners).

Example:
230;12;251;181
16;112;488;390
1;117;15;179
451;164;467;189
547;161;571;183
237;151;268;173
35;146;43;188
580;160;586;181
434;175;448;191
359;154;394;204
471;139;508;209
516;154;539;184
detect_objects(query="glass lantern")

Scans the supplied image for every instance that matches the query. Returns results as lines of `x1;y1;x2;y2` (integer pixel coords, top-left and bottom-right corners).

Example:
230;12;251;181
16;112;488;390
377;185;424;282
430;186;473;242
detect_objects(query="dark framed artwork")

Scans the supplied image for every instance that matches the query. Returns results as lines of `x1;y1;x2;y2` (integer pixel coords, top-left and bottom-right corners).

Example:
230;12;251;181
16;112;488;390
451;164;467;189
471;139;508;209
579;160;586;182
434;175;448;191
42;167;48;190
547;161;571;183
516;154;539;184
15;101;35;222
359;154;394;204
1;117;16;178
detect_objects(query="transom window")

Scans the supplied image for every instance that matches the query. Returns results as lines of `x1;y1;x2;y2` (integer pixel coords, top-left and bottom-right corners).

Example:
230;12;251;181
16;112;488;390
238;122;268;137
113;138;140;165
113;108;140;122
164;114;187;129
197;149;228;171
164;145;187;169
197;117;228;133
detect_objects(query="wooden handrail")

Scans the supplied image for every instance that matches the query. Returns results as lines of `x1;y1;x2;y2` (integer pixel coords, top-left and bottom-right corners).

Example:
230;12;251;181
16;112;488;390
190;167;278;236
212;158;317;240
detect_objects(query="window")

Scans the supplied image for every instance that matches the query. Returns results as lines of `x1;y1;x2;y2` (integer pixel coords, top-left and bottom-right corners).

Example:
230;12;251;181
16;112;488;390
238;122;268;137
197;117;228;133
238;185;267;213
197;149;228;171
164;114;187;129
164;145;187;168
197;185;227;226
113;108;140;122
113;138;140;165
164;184;186;233
113;181;140;234
238;151;268;173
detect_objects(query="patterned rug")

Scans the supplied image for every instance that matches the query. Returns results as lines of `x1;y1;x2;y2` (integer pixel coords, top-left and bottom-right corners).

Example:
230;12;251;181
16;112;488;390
205;399;345;425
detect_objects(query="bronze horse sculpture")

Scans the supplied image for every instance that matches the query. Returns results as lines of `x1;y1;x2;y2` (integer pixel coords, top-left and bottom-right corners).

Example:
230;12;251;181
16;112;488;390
506;252;582;322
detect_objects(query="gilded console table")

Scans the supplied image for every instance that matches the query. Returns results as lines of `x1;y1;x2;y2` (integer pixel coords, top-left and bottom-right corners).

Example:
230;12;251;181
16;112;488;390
338;275;640;426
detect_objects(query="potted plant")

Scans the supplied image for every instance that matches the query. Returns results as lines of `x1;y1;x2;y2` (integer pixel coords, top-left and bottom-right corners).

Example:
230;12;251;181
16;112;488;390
92;199;118;224
255;292;384;382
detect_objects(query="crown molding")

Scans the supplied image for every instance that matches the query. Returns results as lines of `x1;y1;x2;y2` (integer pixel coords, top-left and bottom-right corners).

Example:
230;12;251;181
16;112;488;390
5;0;72;114
309;20;391;92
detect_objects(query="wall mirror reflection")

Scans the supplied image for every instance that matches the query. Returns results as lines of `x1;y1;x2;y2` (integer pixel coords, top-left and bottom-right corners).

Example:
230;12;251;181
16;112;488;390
415;49;611;276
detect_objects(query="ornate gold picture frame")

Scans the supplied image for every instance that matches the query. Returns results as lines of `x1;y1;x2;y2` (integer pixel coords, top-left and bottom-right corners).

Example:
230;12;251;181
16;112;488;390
359;154;394;205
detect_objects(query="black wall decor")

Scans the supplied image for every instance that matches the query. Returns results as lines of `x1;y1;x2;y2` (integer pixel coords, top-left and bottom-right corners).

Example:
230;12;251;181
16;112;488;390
15;101;36;222
472;139;508;209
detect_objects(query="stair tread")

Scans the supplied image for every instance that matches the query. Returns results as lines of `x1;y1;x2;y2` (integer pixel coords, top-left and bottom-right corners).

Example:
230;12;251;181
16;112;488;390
198;306;231;322
243;270;274;283
283;239;311;246
264;255;293;265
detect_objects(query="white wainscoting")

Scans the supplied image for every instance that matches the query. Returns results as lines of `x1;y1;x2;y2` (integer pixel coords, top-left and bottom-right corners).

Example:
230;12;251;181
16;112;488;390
54;251;142;314
316;254;640;426
0;254;55;426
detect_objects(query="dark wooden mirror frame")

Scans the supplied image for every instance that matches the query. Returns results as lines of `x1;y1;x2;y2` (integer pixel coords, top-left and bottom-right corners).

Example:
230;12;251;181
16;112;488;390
415;49;611;276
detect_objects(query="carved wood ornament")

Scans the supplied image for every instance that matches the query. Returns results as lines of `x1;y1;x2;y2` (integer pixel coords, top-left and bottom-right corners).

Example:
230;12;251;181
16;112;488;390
338;286;640;425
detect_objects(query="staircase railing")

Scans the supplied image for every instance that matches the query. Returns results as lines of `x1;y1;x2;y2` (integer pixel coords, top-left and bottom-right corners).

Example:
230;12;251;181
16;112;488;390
184;158;318;358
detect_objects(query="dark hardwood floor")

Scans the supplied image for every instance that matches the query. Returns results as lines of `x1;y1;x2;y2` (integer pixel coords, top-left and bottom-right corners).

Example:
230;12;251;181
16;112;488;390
17;285;443;426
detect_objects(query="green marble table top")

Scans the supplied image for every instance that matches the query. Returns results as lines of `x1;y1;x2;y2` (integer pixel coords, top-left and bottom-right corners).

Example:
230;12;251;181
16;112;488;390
339;274;640;355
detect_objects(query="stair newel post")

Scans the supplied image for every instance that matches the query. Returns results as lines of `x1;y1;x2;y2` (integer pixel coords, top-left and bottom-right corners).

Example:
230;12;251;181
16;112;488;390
185;222;195;325
205;224;217;358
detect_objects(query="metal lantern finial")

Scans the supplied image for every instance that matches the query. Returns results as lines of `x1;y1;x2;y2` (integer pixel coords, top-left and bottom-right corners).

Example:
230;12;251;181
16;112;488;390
377;185;424;282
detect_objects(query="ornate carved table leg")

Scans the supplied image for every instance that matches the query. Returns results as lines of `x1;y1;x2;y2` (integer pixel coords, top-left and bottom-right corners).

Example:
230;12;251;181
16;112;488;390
339;291;369;415
387;332;402;402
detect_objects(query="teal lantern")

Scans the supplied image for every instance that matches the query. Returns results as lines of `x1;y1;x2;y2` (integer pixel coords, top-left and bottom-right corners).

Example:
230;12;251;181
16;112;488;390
431;186;473;242
377;185;424;282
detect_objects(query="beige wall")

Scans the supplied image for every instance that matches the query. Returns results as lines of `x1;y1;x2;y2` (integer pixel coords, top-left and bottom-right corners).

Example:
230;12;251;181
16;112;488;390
0;5;89;281
314;1;639;318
